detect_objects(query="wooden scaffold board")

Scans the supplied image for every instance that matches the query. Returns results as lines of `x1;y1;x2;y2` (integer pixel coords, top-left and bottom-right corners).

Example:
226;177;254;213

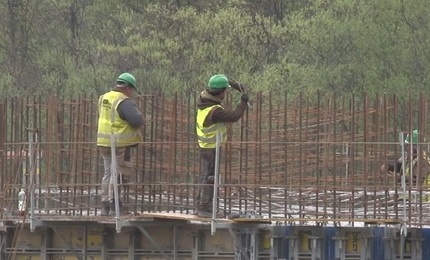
135;212;272;224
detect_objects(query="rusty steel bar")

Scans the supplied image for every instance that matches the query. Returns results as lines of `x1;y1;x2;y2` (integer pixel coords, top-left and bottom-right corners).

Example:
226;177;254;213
0;101;5;201
332;93;337;221
283;91;288;220
363;92;368;219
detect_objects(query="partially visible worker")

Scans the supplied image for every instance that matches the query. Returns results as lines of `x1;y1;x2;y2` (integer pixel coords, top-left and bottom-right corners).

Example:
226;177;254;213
381;130;430;189
97;72;144;216
195;74;249;217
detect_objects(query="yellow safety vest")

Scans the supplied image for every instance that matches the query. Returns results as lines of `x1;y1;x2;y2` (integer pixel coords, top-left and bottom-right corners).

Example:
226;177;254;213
403;152;430;202
196;105;227;149
405;152;430;186
97;91;142;147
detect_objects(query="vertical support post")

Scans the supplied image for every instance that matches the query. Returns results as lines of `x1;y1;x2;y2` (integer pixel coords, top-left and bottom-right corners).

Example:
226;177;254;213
232;229;242;260
211;131;222;235
108;98;122;233
361;237;368;260
407;229;422;260
288;234;299;260
400;234;405;260
270;226;290;259
399;132;407;260
0;231;4;260
361;230;373;260
129;228;140;260
192;230;203;260
333;236;346;260
231;228;251;260
111;133;121;233
249;229;258;260
310;235;321;260
101;227;111;260
270;227;285;259
83;226;88;260
40;227;52;260
34;132;40;210
2;227;13;260
29;132;36;232
173;225;178;260
384;228;397;260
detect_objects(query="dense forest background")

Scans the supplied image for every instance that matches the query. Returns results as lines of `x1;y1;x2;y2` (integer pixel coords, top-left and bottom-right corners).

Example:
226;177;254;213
1;0;429;98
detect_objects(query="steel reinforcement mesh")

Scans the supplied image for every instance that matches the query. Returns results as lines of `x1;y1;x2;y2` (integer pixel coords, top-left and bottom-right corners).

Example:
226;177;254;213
1;92;430;225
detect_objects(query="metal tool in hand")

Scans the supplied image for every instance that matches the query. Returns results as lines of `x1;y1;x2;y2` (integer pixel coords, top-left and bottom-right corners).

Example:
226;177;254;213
238;84;252;109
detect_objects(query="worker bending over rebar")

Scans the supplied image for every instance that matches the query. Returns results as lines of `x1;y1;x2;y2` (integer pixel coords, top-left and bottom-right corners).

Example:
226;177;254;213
380;130;430;199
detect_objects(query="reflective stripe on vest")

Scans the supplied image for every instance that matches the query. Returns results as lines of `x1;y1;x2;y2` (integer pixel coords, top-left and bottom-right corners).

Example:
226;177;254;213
196;105;227;149
97;91;142;147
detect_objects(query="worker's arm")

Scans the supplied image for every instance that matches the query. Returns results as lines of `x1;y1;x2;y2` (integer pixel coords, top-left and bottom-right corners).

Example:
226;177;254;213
388;161;403;173
211;104;246;123
211;95;249;123
117;99;144;128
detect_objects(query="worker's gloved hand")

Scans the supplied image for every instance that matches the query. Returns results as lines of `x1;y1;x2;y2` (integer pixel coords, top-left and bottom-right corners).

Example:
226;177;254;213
241;94;249;103
229;80;242;92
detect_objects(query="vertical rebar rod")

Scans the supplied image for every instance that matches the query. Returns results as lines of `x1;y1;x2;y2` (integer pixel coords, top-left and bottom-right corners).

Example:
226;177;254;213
158;93;166;210
332;94;337;220
399;132;407;260
382;93;388;218
393;95;399;218
363;93;368;219
400;132;407;237
112;133;121;233
141;95;148;213
109;97;120;232
211;131;222;235
298;93;303;223
283;91;288;220
186;92;192;214
350;94;356;225
29;132;35;232
149;94;156;211
170;93;178;212
315;92;321;220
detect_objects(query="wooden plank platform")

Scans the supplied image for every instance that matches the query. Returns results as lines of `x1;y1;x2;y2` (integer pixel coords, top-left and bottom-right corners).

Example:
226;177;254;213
135;212;272;224
134;212;232;222
2;214;401;226
134;213;400;225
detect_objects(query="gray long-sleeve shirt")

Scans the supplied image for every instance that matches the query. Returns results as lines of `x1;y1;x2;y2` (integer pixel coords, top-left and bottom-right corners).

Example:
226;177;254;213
117;99;144;128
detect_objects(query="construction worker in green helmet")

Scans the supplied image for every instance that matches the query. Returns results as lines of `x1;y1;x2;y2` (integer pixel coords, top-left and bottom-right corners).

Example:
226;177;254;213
195;74;249;217
381;130;430;190
97;72;144;216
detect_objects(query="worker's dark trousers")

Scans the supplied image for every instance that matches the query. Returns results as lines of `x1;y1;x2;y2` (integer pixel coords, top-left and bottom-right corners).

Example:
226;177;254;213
195;148;219;213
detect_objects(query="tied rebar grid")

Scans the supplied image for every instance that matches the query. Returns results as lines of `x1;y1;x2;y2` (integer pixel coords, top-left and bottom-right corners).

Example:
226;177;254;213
0;92;430;226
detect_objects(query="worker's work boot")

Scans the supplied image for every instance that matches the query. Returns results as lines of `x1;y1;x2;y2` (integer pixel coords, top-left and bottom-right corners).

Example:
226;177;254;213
100;201;110;216
118;173;129;184
109;200;125;216
195;208;225;218
195;176;218;218
196;209;212;218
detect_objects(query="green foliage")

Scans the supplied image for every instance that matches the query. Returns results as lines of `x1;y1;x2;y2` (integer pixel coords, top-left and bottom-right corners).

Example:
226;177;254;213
0;0;429;99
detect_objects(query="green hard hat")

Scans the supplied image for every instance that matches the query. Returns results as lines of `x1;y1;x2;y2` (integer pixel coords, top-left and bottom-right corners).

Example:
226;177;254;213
208;74;230;89
117;73;136;89
405;129;420;144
